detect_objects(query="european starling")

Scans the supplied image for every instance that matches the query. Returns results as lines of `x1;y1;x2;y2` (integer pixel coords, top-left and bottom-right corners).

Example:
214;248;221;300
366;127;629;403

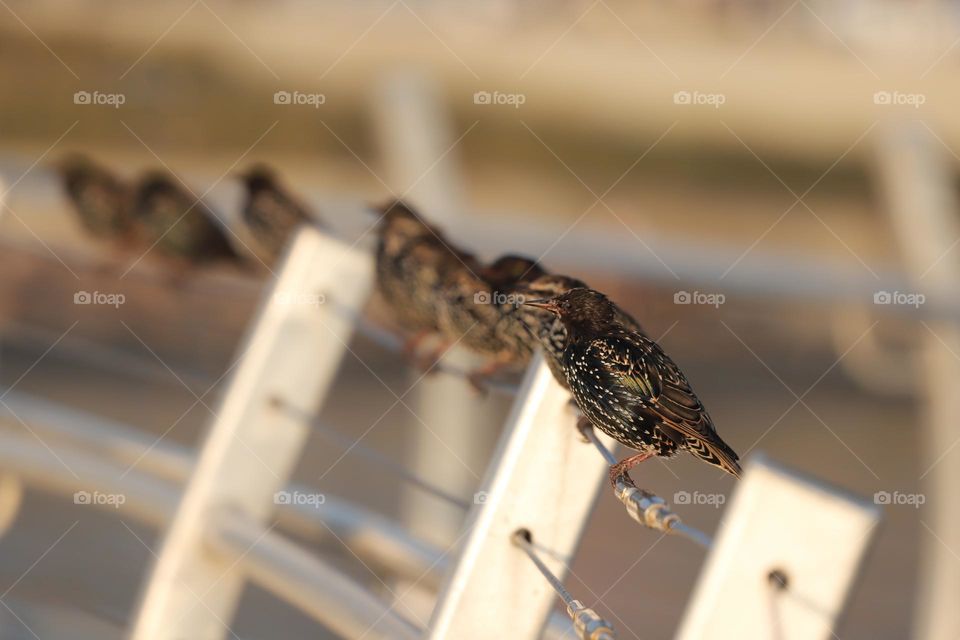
374;200;479;361
240;165;317;263
473;255;551;361
503;274;642;390
479;254;547;292
524;288;741;485
58;155;135;245
435;254;549;385
133;171;239;266
434;268;521;381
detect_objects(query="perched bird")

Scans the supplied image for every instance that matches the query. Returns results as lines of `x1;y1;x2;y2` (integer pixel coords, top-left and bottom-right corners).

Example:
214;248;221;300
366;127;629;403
58;155;136;246
133;171;239;266
524;288;741;485
435;254;550;386
435;269;521;384
240;165;317;263
502;274;642;389
374;200;478;361
479;254;547;292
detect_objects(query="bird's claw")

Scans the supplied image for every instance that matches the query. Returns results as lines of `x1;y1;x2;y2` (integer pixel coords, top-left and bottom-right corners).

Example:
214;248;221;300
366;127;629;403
466;371;491;396
575;416;593;443
609;468;635;491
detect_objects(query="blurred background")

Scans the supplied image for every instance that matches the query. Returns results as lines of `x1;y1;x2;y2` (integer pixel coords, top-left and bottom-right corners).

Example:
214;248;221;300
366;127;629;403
1;0;959;638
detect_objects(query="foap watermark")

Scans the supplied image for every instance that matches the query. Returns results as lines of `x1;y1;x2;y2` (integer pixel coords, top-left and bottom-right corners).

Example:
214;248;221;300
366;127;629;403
874;490;925;509
272;290;325;307
873;91;925;108
674;290;725;308
473;90;526;108
874;290;925;308
473;491;489;504
474;291;527;306
73;90;126;108
74;490;126;509
273;490;326;507
273;90;326;108
74;290;125;308
674;490;725;508
673;90;725;109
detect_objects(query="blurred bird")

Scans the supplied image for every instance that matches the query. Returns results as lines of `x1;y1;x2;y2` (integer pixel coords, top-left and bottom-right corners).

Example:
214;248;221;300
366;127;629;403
524;288;741;485
374;200;478;363
435;254;548;387
58;155;136;246
240;165;317;263
503;274;642;389
133;171;239;267
479;254;547;292
467;254;549;360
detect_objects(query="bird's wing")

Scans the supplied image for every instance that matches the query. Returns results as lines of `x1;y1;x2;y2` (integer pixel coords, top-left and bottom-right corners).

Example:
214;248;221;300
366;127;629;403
592;334;742;476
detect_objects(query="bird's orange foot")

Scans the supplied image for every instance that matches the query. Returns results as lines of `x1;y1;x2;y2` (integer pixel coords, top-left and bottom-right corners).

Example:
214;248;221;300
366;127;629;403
608;453;652;490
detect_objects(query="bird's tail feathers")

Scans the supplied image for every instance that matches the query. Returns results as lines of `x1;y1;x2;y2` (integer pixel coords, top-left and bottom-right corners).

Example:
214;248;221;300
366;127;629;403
689;436;742;479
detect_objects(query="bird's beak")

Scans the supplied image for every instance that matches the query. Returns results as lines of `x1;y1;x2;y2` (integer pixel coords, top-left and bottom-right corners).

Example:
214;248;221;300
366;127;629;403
522;298;560;315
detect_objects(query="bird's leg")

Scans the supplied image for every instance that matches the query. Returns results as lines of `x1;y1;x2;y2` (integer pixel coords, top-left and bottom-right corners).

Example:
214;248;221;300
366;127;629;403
416;341;451;375
575;415;593;443
401;329;431;360
609;452;653;489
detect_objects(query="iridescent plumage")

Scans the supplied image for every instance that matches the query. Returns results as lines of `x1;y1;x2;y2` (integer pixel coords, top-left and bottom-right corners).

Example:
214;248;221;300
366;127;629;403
525;288;741;484
503;275;642;389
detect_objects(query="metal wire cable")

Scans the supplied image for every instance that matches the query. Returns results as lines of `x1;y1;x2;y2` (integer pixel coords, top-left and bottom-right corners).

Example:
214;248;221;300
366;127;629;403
270;396;469;510
512;529;616;640
579;420;713;549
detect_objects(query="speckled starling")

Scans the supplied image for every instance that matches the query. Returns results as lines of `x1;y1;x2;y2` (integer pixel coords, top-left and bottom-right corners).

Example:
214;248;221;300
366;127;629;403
58;154;136;246
240;165;317;263
479;255;549;359
504;274;643;390
133;171;239;266
434;253;549;385
524;288;741;485
435;267;524;382
374;200;479;360
479;254;547;292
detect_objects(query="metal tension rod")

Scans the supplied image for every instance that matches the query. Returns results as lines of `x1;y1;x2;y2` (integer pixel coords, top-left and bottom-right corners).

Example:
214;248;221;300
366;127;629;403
579;422;712;549
511;529;616;640
269;395;470;510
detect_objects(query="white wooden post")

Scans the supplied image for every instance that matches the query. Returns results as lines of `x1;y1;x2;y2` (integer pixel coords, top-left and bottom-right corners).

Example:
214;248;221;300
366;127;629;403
872;120;960;640
677;454;880;640
370;70;482;549
428;354;615;639
130;228;372;640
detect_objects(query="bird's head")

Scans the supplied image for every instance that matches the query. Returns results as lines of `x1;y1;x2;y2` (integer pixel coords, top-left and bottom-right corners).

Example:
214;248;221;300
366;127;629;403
375;199;444;255
481;254;546;291
507;275;588;329
523;287;618;337
239;165;276;191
